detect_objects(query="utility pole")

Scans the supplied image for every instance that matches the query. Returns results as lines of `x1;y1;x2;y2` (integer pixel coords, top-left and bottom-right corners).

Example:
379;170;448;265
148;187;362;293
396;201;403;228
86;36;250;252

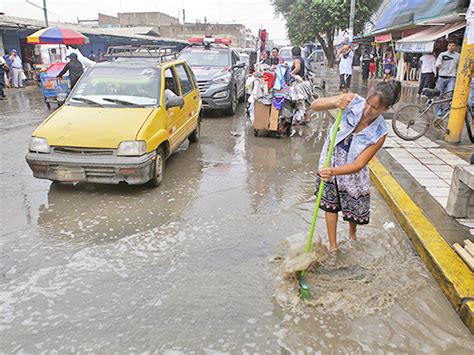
348;0;355;40
43;0;49;27
26;0;49;27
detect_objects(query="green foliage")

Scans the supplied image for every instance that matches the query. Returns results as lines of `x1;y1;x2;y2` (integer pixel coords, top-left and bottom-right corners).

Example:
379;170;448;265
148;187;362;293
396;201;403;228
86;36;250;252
272;0;381;66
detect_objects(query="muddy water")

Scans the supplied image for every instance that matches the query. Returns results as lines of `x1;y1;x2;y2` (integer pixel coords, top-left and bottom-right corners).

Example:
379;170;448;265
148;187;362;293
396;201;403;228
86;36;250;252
1;88;473;352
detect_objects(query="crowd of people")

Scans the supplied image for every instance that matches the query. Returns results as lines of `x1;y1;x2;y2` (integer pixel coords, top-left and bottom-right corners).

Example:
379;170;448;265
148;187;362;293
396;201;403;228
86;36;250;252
335;39;463;118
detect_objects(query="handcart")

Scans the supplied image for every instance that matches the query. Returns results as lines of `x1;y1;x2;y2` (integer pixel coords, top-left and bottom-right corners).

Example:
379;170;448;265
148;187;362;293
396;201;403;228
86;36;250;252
39;62;71;109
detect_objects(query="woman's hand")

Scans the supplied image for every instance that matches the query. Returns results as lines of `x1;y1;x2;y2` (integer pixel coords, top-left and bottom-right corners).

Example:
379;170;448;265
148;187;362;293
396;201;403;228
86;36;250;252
332;93;356;110
319;167;333;182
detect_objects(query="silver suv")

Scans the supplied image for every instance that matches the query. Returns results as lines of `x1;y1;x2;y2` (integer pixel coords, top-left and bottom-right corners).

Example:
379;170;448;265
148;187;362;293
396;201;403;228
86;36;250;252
179;39;246;115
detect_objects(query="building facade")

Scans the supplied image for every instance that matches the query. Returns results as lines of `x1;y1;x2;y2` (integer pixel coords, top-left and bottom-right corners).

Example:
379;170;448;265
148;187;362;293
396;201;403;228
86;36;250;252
98;12;179;28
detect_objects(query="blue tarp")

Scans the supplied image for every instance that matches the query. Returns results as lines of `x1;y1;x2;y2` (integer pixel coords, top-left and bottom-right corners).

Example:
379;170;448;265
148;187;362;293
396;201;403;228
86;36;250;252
374;0;466;32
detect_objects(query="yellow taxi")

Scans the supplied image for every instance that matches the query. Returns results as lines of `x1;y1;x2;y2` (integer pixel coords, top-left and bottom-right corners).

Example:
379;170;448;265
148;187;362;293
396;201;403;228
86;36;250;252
26;47;202;187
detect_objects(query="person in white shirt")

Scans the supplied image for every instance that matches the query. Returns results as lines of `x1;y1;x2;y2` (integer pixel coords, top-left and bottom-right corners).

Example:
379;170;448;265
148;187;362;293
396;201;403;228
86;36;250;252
337;43;354;93
418;52;436;96
9;49;23;88
435;40;460;116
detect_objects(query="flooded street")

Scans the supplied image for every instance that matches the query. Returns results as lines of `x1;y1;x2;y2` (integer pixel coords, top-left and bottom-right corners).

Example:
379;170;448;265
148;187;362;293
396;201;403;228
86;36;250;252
1;87;473;353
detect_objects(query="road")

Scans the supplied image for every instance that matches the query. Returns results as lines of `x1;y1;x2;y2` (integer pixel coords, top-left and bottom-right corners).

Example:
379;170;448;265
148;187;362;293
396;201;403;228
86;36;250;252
1;87;473;353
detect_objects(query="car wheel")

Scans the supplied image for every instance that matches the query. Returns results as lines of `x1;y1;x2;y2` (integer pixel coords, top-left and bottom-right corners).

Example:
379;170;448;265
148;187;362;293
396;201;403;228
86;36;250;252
225;88;238;116
188;118;201;143
150;147;165;187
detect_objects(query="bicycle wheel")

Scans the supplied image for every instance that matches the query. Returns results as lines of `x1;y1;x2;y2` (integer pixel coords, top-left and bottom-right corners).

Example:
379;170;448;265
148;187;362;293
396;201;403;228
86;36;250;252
465;106;474;143
392;104;430;140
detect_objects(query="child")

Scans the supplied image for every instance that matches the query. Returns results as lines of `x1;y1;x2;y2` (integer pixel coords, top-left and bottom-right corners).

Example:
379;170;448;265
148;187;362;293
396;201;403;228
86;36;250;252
310;81;402;251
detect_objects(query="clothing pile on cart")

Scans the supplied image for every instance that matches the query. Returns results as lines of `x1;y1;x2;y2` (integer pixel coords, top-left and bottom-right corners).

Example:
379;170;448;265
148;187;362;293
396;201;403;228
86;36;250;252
246;63;313;136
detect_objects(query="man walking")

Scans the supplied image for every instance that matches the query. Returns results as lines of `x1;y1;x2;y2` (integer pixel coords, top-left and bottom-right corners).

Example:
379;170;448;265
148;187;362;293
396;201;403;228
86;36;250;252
418;52;436;96
435;40;460;116
9;49;23;88
337;42;353;93
57;53;84;89
0;56;6;99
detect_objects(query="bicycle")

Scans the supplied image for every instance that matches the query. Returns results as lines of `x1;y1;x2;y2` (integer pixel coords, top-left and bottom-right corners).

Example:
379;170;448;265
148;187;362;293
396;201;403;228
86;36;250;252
392;88;474;142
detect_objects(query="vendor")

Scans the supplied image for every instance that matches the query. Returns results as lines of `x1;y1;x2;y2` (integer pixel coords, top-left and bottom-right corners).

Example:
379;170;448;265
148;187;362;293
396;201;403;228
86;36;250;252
310;80;401;252
270;47;284;65
290;46;305;78
56;53;84;89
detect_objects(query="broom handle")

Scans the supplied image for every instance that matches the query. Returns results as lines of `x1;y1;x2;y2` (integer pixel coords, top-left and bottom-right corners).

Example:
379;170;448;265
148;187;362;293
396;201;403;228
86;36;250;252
305;109;343;253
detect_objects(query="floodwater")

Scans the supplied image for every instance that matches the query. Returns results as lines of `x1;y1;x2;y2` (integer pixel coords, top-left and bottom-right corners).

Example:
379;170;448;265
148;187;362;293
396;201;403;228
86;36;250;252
1;87;473;353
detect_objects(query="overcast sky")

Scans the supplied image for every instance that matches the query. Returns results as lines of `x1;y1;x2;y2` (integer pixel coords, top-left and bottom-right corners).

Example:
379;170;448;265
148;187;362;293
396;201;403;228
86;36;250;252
0;0;288;44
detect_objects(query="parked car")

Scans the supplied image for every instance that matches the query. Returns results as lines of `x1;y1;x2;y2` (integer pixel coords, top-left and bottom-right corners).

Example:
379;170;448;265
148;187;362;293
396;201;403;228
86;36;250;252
178;38;246;115
26;46;202;187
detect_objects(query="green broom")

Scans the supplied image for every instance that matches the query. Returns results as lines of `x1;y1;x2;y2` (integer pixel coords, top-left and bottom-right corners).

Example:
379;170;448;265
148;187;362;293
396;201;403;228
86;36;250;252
300;109;343;300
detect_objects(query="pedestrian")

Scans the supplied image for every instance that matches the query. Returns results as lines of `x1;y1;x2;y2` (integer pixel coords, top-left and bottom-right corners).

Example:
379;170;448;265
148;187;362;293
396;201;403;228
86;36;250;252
0;56;6;99
409;53;420;81
418;52;436;96
290;46;305;78
403;52;412;81
435;39;460;116
88;50;97;62
369;52;376;79
337;42;354;93
382;50;395;81
9;49;24;88
310;80;402;251
56;53;84;89
360;50;371;83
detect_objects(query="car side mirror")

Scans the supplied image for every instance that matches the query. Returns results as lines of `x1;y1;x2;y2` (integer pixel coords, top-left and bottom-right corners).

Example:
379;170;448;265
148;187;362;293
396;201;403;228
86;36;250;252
166;96;184;110
233;62;245;69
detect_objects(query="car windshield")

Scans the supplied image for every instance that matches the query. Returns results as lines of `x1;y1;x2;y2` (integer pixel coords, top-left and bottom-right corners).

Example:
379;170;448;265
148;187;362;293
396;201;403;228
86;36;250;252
179;49;230;67
69;66;160;107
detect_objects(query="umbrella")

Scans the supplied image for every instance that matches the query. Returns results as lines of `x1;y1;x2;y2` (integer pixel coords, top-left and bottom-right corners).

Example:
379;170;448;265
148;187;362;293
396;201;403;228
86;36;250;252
27;26;89;45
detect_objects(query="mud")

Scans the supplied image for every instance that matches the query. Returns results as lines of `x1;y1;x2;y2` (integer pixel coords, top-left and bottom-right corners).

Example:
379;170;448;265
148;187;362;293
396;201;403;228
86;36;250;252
1;87;473;353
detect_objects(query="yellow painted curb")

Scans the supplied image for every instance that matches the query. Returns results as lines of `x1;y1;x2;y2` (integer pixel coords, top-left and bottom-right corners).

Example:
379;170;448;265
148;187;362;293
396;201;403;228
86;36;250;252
369;157;474;333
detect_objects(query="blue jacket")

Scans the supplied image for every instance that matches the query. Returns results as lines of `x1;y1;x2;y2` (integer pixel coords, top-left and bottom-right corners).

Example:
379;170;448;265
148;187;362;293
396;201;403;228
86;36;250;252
326;95;388;164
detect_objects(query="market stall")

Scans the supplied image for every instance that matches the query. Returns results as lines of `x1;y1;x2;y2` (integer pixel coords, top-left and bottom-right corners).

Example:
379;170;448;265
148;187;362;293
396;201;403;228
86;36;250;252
246;63;313;137
26;26;90;108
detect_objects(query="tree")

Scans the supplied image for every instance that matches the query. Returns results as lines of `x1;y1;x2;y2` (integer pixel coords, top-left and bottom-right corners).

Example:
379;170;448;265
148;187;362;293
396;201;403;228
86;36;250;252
272;0;381;67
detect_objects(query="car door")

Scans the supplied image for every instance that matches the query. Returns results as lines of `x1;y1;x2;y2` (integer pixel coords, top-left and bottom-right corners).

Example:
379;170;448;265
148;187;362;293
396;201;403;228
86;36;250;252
174;63;198;138
232;50;245;98
162;65;185;151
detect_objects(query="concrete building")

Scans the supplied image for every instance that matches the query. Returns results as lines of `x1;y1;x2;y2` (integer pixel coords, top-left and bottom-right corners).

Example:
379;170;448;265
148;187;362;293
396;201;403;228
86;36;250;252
98;12;179;28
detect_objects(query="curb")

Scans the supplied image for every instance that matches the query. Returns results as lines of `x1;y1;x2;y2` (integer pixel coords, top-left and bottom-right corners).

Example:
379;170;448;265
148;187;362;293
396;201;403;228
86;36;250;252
369;157;474;333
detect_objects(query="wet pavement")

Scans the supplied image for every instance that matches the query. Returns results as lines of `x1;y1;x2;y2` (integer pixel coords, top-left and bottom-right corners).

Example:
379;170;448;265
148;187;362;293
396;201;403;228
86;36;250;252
1;87;474;352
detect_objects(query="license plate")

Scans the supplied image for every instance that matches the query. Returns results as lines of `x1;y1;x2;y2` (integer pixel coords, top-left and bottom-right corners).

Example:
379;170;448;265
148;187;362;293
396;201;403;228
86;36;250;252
56;167;85;182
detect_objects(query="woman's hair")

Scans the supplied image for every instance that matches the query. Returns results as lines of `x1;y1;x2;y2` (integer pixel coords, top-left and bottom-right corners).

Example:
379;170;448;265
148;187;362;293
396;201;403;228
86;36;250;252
368;80;401;108
291;46;301;57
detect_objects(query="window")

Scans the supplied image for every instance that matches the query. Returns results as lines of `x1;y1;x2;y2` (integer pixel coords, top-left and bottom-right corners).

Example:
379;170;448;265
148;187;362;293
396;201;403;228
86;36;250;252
231;51;239;66
164;67;179;96
175;64;193;95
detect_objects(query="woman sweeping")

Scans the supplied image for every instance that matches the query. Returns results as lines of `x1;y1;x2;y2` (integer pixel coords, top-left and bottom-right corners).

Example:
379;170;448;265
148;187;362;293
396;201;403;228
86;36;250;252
310;80;401;252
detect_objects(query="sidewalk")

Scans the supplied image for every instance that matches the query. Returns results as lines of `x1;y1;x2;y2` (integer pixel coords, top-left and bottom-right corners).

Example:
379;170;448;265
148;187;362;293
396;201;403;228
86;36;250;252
320;66;474;332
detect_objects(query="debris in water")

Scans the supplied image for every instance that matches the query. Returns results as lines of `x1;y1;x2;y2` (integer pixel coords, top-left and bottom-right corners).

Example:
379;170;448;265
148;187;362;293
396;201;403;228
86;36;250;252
383;221;395;231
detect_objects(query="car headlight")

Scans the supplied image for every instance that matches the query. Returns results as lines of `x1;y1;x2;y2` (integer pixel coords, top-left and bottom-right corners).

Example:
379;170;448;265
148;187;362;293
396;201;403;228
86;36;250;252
117;141;147;156
213;90;228;99
29;137;50;153
212;73;232;84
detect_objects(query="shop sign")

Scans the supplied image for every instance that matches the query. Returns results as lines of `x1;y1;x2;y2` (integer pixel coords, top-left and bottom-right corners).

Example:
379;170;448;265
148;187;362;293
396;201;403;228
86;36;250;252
396;41;434;53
